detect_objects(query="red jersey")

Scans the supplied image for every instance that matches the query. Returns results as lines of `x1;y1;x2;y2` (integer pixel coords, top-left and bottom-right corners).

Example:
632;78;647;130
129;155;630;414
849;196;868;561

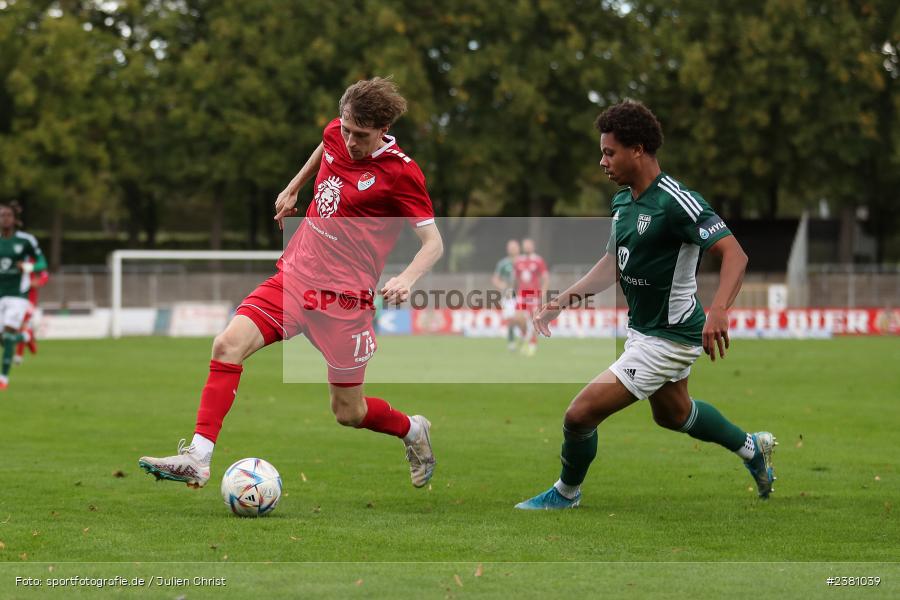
27;265;49;304
513;254;548;295
280;118;434;295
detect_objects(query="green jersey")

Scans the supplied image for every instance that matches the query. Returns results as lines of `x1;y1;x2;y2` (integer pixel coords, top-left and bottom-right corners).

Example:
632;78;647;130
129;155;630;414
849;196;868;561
605;173;732;346
494;256;516;289
0;231;43;299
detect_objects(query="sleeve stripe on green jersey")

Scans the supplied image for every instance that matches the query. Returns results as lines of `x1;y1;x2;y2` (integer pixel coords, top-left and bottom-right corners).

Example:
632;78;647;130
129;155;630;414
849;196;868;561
659;177;701;222
15;231;39;247
662;176;703;213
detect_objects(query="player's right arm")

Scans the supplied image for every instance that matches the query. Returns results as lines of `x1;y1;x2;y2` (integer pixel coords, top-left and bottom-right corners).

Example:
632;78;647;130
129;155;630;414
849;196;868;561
31;253;50;287
533;252;617;337
274;142;324;230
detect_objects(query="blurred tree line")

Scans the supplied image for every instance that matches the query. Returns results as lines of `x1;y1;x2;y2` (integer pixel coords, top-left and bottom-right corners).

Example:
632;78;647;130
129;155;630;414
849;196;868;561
0;0;897;268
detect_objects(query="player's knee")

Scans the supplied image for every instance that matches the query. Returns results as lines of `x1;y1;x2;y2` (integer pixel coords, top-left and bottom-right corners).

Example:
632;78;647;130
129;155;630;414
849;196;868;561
211;331;242;363
564;407;594;430
653;410;687;431
334;406;365;427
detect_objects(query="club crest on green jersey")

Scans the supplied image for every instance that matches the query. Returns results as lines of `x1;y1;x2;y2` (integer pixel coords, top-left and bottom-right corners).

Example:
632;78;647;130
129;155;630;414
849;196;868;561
617;246;630;270
637;214;651;235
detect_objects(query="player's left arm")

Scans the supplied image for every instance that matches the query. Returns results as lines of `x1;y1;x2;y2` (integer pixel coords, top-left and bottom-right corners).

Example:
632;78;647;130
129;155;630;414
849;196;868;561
32;253;50;287
664;187;747;361
703;233;748;362
32;254;48;273
382;163;442;304
381;223;443;304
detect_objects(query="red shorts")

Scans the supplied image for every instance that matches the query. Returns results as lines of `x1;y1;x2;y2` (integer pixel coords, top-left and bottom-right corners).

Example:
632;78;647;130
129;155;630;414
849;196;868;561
516;291;542;312
235;271;376;385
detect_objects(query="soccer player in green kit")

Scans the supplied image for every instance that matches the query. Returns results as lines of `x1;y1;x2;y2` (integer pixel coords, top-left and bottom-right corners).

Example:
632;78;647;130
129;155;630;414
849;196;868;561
492;239;521;350
0;204;43;390
516;101;776;509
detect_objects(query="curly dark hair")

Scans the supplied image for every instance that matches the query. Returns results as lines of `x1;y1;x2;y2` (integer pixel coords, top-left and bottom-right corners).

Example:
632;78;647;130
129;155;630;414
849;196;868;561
8;200;23;227
594;100;663;155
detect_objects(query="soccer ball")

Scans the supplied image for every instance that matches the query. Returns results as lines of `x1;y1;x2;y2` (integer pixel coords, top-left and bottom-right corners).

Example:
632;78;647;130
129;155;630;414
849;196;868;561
220;458;283;517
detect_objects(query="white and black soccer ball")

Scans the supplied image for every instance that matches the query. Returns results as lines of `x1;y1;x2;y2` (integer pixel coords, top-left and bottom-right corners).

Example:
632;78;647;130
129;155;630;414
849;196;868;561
220;458;282;517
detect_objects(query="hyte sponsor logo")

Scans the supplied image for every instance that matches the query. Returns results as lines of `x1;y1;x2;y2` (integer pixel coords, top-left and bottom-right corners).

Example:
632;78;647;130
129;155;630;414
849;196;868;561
315;176;343;217
617;246;630;270
637;214;652;235
699;216;727;240
707;221;727;234
357;172;376;191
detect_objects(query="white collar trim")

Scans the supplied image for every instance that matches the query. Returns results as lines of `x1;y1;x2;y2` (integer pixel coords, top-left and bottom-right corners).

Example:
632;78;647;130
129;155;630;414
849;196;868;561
369;135;396;159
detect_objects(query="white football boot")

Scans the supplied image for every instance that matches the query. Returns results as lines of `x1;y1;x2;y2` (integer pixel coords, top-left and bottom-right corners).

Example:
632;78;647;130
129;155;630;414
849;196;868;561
404;415;435;488
139;439;211;488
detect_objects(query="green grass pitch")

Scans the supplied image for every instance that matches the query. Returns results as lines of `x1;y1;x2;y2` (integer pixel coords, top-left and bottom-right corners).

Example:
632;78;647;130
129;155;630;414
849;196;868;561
2;336;898;598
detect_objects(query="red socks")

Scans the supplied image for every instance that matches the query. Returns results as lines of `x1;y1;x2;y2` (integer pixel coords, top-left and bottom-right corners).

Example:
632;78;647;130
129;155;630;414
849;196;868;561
195;366;407;442
194;360;243;443
357;397;411;438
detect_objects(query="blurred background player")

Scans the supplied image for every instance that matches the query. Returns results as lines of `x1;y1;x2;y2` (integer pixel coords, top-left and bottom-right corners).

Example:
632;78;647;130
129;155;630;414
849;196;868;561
492;239;521;350
0;203;43;389
13;258;47;365
11;202;48;365
139;77;443;490
513;238;548;356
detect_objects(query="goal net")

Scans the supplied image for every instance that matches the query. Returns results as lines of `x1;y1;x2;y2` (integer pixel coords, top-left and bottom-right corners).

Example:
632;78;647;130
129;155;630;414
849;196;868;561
108;250;281;338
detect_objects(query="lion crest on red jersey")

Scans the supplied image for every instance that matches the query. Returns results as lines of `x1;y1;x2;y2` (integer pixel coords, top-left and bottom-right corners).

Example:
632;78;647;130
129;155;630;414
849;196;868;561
315;176;344;218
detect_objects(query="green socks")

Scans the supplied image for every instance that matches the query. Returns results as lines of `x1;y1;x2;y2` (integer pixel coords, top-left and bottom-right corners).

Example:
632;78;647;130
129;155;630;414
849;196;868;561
554;400;750;499
559;424;598;486
679;399;746;452
1;332;25;376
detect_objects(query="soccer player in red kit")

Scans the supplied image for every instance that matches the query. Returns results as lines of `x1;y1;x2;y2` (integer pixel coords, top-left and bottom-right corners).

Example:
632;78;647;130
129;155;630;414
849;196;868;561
139;78;444;489
513;238;548;356
14;259;47;364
